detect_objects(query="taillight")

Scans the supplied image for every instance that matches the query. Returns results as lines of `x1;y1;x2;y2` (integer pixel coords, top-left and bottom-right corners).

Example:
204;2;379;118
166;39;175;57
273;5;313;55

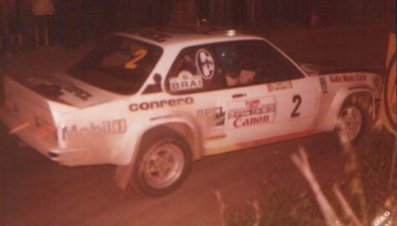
34;114;57;141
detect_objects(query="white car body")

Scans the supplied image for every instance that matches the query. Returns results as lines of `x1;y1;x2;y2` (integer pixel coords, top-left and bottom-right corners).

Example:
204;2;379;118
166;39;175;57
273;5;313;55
1;27;382;195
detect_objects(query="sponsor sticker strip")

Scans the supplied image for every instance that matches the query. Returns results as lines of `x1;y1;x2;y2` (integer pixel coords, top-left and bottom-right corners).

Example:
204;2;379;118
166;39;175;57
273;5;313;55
227;97;276;129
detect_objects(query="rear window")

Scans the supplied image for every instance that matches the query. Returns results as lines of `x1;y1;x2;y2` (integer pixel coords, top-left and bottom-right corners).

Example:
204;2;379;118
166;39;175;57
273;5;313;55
69;35;162;95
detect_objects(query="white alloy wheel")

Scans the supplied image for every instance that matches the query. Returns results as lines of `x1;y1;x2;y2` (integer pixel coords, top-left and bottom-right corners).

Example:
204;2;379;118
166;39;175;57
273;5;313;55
336;105;363;144
134;128;192;196
142;142;185;189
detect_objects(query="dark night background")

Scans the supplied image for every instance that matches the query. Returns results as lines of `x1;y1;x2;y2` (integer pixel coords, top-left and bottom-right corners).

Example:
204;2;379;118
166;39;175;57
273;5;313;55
50;0;394;48
0;0;394;52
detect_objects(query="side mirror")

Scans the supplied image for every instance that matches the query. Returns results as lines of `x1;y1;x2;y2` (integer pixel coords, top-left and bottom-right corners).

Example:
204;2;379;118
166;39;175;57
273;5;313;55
143;73;162;94
153;73;162;85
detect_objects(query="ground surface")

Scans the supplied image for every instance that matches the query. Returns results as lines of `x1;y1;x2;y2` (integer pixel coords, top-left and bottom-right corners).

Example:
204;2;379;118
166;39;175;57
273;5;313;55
0;24;395;226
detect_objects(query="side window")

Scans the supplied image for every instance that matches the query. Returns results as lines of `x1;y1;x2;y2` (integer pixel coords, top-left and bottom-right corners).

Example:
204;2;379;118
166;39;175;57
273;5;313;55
214;41;304;87
166;47;226;94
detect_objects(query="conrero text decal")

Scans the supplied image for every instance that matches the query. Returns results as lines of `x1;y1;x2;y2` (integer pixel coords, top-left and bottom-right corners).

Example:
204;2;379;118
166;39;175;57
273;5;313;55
129;97;194;111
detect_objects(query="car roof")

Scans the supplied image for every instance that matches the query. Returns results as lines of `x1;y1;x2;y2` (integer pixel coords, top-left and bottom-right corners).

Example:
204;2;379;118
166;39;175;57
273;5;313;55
114;26;264;48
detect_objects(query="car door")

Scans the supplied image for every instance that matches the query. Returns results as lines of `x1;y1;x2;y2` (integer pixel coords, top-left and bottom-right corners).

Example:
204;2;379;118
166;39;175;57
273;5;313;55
164;46;229;151
212;40;319;148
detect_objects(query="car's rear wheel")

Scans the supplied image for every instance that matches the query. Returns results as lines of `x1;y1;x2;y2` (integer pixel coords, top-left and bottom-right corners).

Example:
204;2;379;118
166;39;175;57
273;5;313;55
133;128;192;196
335;95;372;144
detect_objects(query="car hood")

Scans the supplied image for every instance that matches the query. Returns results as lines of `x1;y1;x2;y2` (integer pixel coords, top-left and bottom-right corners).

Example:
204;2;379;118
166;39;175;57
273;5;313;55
300;63;379;76
15;73;115;108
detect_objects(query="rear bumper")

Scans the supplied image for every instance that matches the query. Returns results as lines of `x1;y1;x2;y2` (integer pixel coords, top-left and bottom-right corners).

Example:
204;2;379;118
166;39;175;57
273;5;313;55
0;105;57;157
0;105;94;166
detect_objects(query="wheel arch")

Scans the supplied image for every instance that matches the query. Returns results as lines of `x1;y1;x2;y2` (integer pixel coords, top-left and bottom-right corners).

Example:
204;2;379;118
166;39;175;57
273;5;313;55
140;122;204;161
113;117;205;190
328;88;376;130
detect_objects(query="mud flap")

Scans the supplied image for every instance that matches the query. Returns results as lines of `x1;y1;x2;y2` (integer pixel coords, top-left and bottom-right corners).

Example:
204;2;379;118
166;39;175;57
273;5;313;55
114;163;134;190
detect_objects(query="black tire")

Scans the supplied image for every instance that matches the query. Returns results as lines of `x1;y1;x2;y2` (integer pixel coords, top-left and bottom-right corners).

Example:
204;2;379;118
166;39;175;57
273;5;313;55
133;128;193;196
335;94;372;144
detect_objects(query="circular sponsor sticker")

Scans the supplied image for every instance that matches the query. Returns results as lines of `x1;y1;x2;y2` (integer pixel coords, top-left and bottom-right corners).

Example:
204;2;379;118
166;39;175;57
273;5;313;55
195;49;215;80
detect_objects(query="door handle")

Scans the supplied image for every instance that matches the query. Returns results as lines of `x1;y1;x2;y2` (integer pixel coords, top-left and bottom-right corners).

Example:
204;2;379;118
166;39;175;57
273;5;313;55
232;93;247;99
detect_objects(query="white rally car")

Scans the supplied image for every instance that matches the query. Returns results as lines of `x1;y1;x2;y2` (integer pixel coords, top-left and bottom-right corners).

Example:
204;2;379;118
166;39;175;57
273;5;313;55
1;27;382;196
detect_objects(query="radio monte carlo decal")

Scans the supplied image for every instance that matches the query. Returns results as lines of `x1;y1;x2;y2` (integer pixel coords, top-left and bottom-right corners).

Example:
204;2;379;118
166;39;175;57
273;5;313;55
329;73;367;83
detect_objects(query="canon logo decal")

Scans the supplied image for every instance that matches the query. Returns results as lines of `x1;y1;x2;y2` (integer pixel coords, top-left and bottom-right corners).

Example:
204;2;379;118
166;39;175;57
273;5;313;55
233;115;270;128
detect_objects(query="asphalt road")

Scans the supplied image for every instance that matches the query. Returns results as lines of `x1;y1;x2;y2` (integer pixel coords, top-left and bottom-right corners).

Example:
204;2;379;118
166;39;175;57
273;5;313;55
1;24;394;226
1;125;345;226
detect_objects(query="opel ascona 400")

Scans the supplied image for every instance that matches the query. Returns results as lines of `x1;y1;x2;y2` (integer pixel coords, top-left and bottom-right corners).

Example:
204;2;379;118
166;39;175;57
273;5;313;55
1;27;382;196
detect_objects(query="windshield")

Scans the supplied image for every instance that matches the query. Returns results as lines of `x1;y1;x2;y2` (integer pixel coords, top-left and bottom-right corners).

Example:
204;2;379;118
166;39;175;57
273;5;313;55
69;35;162;95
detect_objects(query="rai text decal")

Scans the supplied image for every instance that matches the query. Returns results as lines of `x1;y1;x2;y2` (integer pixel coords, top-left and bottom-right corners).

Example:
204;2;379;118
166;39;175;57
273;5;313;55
170;71;203;91
227;97;276;129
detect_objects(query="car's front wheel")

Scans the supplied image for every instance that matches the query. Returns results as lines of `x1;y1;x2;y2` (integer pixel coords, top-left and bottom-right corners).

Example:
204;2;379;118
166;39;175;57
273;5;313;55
335;95;372;144
133;128;192;196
